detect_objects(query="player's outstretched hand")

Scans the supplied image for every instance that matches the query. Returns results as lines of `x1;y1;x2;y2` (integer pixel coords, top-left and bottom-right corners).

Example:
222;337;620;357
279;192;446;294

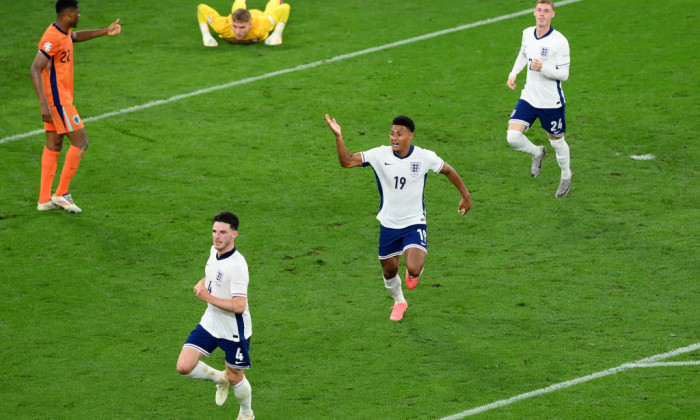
107;19;121;36
325;114;342;137
458;196;471;215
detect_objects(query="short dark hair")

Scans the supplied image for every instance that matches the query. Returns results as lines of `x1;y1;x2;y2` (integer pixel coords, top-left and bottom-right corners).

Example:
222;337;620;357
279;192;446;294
56;0;79;14
392;115;415;133
213;211;240;231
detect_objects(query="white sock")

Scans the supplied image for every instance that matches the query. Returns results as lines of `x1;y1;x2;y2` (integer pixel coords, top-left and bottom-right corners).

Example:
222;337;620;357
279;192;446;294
507;130;540;156
186;361;222;382
234;377;253;414
549;137;572;179
199;22;213;38
384;274;406;304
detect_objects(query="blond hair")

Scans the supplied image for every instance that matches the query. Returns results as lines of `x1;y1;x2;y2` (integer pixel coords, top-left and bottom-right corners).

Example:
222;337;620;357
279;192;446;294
232;8;251;22
536;0;555;10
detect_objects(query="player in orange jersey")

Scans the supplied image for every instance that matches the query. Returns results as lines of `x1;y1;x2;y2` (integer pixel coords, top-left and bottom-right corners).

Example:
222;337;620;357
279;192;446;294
197;0;290;47
30;0;121;213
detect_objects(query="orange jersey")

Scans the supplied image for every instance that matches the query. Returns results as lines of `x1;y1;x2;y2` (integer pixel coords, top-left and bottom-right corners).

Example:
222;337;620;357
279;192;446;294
38;24;74;106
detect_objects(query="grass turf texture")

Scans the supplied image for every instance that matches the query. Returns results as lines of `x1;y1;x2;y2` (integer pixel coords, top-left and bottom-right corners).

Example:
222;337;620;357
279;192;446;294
1;0;698;418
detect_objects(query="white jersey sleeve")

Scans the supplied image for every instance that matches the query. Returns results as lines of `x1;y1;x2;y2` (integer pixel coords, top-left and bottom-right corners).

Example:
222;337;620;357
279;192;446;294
513;26;570;109
199;246;252;341
361;145;444;229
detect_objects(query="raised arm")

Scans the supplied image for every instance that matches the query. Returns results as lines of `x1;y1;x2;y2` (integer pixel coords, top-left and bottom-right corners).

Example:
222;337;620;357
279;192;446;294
325;114;363;168
72;19;121;42
439;162;472;215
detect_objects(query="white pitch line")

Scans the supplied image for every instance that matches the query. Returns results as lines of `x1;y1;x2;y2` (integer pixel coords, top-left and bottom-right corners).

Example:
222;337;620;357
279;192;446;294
0;0;584;145
439;342;700;420
631;361;700;367
630;154;656;160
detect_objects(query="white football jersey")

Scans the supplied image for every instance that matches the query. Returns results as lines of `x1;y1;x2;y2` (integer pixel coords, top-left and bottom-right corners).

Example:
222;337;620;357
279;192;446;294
511;26;570;109
361;145;444;229
199;246;252;342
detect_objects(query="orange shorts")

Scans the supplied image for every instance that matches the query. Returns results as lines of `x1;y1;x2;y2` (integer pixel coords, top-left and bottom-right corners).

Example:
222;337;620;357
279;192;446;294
44;104;85;134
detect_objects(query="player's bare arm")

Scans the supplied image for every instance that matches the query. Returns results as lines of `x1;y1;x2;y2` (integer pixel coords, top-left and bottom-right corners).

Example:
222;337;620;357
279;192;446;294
507;75;517;90
29;52;53;123
325;114;363;168
72;19;121;42
440;163;472;215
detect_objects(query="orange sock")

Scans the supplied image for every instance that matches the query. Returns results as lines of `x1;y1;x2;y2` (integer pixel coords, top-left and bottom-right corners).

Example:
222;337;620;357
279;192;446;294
40;147;60;203
55;145;85;197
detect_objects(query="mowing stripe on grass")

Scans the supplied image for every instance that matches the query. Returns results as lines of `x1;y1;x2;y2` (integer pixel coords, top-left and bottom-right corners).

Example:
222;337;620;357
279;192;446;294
438;342;700;419
0;0;584;145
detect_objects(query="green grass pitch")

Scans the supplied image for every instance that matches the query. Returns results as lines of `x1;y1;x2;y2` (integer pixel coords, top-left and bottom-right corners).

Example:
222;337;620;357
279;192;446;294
0;0;698;418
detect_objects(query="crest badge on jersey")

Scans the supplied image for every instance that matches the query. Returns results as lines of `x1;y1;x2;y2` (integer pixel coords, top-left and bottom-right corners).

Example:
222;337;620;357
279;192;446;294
410;161;421;177
43;42;53;52
540;47;549;58
215;270;224;285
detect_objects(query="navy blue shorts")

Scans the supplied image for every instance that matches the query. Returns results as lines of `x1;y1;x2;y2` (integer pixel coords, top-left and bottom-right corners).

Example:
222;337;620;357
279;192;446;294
378;224;427;259
509;99;566;136
184;324;251;370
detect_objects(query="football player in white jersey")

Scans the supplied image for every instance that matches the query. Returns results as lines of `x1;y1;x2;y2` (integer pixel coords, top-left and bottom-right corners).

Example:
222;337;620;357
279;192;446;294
506;0;572;197
176;212;254;420
325;114;471;321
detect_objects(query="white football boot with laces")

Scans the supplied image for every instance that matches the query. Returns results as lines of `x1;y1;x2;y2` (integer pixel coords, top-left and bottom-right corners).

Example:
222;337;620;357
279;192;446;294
51;193;82;213
556;172;572;197
215;371;229;406
531;146;546;178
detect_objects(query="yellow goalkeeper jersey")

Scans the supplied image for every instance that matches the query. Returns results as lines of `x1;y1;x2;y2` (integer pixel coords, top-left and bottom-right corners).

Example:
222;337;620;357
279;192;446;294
210;11;276;43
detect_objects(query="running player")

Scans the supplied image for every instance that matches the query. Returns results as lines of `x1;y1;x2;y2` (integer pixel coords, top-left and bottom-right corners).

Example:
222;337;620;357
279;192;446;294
30;0;121;213
506;0;572;197
325;114;472;321
197;0;290;47
176;212;254;420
